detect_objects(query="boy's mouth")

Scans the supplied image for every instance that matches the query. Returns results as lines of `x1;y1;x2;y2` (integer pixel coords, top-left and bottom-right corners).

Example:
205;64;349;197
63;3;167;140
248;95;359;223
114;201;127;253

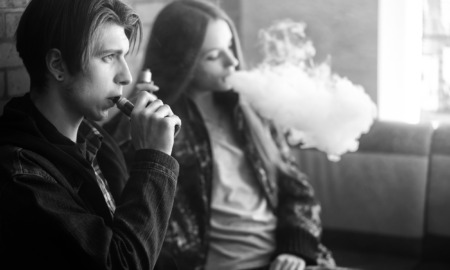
111;96;121;104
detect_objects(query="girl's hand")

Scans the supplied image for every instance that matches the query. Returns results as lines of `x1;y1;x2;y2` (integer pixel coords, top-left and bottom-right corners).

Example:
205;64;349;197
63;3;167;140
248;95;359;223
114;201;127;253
135;82;159;93
269;254;306;270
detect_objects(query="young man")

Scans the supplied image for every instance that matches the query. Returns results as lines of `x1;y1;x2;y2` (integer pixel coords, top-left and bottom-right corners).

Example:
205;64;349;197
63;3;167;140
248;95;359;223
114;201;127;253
0;0;181;269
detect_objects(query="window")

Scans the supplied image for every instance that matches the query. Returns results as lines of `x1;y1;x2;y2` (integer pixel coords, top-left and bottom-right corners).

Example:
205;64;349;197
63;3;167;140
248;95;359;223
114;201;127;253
378;0;450;125
378;0;423;124
421;0;450;124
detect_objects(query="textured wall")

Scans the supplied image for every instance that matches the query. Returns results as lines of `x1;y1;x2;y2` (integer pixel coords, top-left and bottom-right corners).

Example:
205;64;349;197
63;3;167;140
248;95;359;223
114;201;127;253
0;0;31;113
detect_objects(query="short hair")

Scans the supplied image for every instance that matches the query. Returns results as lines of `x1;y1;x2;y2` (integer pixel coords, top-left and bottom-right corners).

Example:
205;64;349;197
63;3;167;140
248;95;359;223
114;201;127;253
144;0;244;105
15;0;142;90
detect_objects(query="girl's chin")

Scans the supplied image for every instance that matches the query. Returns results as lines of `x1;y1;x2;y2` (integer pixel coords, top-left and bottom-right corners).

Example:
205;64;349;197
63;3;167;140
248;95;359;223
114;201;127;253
219;82;234;91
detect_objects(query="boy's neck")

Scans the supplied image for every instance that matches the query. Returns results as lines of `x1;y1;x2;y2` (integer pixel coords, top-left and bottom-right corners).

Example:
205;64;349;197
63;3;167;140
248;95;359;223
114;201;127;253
30;89;82;142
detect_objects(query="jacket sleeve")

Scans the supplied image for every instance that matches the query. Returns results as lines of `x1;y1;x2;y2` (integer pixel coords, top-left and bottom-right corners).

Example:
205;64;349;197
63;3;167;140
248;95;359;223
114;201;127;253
270;125;336;267
0;146;178;270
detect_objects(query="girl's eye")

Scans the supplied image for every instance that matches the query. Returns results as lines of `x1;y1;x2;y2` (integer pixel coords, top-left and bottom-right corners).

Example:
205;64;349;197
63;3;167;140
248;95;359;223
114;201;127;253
206;53;220;61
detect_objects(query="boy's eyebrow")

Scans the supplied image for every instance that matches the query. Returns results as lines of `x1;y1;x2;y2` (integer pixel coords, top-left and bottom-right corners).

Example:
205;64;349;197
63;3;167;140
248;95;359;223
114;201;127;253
96;48;129;56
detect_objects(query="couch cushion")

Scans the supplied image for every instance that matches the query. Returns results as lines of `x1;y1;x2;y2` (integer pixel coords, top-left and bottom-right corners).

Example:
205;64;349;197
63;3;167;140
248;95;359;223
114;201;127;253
294;120;434;257
423;123;450;262
357;120;432;156
328;248;419;270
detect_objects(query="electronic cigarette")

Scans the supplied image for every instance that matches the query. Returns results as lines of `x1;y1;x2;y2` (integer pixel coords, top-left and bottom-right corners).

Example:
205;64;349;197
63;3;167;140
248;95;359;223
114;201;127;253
113;96;134;117
139;68;152;85
113;96;180;136
113;69;180;136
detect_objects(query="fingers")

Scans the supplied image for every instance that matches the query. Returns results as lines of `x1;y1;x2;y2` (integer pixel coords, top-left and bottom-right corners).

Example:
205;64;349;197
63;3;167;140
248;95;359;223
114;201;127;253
270;254;306;270
133;91;157;112
166;114;182;137
145;103;181;137
144;100;171;117
133;97;173;124
130;90;181;154
135;82;159;92
128;86;158;105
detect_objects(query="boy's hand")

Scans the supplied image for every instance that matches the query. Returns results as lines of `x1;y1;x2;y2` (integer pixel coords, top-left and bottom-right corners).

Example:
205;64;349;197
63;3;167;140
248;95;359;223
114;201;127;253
130;91;180;155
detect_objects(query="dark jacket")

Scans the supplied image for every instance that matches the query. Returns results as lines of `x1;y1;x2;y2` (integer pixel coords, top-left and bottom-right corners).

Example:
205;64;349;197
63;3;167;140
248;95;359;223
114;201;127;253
0;94;179;270
159;92;335;269
105;92;335;270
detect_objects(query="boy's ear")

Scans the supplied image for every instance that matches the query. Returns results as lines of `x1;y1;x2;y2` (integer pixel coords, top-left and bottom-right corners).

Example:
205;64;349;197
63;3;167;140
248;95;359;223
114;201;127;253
46;49;66;81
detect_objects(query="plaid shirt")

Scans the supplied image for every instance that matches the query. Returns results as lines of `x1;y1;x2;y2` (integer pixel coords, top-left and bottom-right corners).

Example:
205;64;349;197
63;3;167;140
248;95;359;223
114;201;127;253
79;120;116;216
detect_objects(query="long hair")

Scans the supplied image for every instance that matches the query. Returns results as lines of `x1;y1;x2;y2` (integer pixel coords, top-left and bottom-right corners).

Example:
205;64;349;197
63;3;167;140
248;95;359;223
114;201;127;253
15;0;142;90
144;0;244;105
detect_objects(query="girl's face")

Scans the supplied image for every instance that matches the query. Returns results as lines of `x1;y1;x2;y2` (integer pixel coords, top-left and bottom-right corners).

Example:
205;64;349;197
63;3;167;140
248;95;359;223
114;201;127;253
190;19;239;93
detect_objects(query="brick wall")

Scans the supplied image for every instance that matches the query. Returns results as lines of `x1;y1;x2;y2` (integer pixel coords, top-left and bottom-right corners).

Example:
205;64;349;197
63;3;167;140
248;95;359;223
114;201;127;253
0;0;31;114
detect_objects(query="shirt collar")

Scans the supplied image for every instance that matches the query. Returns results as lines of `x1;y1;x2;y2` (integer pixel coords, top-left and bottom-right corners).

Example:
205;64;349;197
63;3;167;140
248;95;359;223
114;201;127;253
77;119;103;164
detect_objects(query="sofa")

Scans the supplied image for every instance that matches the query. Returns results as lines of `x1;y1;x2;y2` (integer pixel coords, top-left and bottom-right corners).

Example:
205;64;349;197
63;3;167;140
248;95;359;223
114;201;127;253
293;120;450;270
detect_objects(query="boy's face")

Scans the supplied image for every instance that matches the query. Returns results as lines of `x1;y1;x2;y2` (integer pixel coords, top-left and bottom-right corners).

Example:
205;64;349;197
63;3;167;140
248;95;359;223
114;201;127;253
63;23;131;121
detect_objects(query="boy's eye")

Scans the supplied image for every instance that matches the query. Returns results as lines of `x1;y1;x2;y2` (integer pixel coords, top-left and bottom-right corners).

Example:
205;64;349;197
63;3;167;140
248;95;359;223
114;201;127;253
103;54;115;62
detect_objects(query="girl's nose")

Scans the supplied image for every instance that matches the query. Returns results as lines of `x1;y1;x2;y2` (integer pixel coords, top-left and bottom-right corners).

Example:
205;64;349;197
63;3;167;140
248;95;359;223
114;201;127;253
224;50;239;68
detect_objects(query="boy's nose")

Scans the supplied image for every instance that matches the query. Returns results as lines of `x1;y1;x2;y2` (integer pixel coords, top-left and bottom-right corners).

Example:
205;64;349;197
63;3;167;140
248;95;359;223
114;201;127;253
115;59;132;86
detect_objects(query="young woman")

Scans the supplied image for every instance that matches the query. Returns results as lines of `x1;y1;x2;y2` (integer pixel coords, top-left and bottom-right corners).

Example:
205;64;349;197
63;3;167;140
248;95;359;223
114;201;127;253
106;1;336;269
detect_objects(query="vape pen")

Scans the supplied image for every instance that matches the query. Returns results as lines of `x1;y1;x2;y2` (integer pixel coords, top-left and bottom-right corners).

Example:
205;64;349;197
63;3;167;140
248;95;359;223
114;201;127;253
113;69;180;136
113;96;134;117
113;96;180;136
139;68;152;85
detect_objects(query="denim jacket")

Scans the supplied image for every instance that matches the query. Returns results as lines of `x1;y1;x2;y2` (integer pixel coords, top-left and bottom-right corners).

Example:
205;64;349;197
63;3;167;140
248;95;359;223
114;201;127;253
0;94;179;270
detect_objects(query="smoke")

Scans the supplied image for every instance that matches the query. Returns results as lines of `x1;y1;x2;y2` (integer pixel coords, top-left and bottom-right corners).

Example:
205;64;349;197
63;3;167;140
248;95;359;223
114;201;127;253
228;20;377;161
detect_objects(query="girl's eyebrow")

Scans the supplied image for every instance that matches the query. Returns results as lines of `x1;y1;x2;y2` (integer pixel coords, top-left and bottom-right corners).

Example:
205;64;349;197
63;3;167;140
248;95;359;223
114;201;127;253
199;48;218;57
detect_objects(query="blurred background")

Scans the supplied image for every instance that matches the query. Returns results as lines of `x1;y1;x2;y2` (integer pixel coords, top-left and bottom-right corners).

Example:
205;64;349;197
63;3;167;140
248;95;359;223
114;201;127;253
0;0;447;126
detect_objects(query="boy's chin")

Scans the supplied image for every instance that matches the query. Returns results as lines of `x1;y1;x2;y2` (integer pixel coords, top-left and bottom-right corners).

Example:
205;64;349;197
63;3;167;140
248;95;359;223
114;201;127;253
88;110;109;122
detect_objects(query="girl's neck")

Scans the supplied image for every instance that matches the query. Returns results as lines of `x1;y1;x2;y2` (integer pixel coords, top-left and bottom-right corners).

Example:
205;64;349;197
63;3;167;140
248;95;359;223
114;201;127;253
191;91;215;116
